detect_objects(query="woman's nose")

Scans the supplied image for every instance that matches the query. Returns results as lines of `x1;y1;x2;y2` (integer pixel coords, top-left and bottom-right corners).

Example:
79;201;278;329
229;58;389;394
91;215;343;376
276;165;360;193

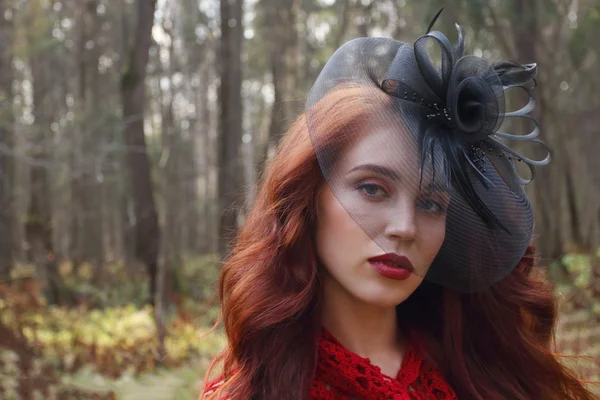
383;202;417;242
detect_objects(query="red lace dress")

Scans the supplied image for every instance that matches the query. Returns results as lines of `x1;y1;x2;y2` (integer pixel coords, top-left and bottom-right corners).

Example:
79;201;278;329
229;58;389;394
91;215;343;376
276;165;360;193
203;329;457;399
312;329;457;399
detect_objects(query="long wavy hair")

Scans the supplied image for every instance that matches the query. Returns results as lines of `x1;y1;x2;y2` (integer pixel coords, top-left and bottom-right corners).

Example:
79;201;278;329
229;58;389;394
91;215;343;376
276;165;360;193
202;86;597;400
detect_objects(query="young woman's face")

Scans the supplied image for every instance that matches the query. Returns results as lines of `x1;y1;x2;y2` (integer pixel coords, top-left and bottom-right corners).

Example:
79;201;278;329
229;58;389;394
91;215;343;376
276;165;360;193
315;124;449;308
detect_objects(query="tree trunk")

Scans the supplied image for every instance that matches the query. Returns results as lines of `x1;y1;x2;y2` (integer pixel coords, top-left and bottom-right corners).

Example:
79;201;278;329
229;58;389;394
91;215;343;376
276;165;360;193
0;0;15;281
511;0;592;259
69;2;85;274
120;0;160;303
121;176;137;277
178;0;202;256
198;63;212;254
24;3;62;304
218;0;244;259
159;26;180;308
27;56;60;304
265;0;287;156
334;0;351;48
71;0;105;279
85;0;106;283
116;0;137;274
357;1;376;37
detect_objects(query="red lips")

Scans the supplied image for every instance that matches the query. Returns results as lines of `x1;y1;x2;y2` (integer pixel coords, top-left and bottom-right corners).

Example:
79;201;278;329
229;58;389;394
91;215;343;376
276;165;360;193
368;253;414;280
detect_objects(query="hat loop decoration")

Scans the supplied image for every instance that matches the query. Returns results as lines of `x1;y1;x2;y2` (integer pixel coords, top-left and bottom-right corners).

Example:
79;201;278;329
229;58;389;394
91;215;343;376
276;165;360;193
381;8;551;186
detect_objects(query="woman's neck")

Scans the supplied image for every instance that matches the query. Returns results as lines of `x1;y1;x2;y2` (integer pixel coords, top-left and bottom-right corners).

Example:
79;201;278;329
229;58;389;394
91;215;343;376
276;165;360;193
320;274;406;377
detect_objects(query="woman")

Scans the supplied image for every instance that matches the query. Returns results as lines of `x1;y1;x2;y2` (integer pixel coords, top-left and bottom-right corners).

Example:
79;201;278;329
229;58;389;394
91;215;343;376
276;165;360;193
202;10;598;400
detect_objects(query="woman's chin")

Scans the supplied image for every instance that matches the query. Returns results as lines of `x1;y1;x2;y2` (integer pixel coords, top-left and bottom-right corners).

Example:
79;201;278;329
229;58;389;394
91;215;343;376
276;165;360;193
351;278;422;308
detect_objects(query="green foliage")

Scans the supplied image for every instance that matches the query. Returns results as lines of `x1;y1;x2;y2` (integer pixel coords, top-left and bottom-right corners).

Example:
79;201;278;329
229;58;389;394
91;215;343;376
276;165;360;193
62;271;150;309
551;249;600;331
0;302;225;376
62;361;211;400
50;252;221;311
179;254;222;326
0;254;225;399
562;253;594;287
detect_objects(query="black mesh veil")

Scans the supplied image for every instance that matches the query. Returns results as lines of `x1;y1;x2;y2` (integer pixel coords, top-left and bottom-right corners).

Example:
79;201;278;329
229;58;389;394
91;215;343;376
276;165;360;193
306;12;550;292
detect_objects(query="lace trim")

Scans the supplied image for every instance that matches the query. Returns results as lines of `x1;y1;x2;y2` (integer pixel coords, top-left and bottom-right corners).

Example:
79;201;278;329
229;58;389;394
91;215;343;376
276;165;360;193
311;329;457;399
201;330;457;400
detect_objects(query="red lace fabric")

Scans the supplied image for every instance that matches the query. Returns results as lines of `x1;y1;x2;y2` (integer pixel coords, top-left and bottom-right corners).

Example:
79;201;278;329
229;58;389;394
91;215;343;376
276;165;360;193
202;329;457;399
311;329;457;399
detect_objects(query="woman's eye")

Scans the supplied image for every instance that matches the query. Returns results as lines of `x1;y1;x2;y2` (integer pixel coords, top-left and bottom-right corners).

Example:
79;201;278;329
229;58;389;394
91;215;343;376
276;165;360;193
357;183;388;198
419;198;446;213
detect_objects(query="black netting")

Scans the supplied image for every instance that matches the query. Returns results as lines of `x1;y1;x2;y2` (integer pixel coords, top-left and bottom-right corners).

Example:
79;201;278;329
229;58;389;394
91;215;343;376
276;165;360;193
306;20;550;292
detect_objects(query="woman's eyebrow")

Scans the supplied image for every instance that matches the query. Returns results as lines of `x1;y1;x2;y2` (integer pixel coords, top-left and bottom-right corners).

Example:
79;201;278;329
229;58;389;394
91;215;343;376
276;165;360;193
348;163;402;182
348;164;450;193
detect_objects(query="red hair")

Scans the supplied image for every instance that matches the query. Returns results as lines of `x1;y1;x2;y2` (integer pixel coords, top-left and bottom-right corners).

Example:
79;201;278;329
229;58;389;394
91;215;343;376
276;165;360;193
201;86;598;400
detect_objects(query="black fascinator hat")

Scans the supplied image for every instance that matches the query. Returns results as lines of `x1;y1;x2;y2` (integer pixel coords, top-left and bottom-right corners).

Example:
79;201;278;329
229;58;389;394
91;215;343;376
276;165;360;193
306;9;551;292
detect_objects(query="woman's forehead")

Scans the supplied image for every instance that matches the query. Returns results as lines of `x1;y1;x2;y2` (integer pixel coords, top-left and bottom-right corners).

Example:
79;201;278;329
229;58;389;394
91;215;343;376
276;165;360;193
338;126;446;185
343;125;415;160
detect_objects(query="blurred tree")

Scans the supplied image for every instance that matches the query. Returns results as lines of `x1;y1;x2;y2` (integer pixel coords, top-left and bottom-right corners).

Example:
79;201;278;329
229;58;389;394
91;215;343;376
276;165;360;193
181;0;218;254
0;0;15;281
116;0;139;274
120;0;160;303
70;0;105;281
157;1;182;309
218;0;244;258
22;0;63;304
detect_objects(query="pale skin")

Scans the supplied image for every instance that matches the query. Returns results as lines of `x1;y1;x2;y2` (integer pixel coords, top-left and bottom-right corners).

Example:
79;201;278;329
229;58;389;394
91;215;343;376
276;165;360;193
315;123;448;378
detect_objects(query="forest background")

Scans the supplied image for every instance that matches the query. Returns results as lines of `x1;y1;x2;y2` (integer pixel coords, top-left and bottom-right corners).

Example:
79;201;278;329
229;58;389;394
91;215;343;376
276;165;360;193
0;0;598;398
